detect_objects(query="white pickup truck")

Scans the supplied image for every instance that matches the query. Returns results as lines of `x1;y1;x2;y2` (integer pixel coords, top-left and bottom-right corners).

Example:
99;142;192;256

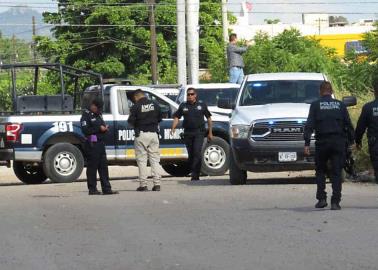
218;72;356;185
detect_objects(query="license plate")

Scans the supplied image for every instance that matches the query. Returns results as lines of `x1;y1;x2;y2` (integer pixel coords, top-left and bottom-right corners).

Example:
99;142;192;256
278;152;297;162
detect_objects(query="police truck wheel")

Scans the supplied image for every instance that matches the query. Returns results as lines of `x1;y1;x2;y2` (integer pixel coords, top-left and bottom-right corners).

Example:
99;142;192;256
162;162;191;177
201;136;230;176
229;151;247;185
43;143;84;183
13;161;47;184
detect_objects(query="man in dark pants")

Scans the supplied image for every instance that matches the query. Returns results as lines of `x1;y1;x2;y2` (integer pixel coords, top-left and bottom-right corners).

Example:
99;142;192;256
304;82;354;210
171;88;213;181
355;78;378;183
80;98;118;195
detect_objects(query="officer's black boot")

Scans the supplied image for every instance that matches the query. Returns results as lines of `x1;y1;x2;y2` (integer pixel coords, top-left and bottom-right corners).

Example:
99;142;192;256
89;190;102;195
103;190;119;195
136;186;148;192
152;185;161;191
315;199;328;208
331;202;341;210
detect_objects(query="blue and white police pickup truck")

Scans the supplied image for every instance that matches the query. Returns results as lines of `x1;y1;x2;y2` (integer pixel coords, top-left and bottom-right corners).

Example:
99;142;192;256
0;64;230;184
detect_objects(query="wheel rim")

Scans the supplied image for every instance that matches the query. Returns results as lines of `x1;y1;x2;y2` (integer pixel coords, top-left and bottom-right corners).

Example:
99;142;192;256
53;152;77;176
203;145;226;170
24;164;40;176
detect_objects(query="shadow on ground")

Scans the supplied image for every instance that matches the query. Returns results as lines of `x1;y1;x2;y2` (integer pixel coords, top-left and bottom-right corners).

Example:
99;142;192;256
178;176;317;186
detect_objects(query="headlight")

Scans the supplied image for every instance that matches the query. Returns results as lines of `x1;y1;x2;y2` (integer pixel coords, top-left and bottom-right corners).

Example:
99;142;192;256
231;125;250;139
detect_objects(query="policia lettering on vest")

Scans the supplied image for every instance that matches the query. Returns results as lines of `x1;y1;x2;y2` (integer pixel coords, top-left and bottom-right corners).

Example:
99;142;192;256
80;98;118;195
355;78;378;183
304;82;355;210
171;88;213;181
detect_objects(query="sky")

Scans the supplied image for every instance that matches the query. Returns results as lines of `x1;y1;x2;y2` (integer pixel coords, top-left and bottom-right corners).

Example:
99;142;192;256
0;0;377;24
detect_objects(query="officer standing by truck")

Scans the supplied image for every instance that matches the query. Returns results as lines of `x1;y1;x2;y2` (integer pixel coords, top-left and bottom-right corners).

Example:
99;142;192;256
355;78;378;183
128;89;163;191
81;98;118;195
304;81;354;210
171;88;213;181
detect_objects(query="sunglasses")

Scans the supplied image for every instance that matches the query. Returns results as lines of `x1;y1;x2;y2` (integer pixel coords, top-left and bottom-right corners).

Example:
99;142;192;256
187;93;196;96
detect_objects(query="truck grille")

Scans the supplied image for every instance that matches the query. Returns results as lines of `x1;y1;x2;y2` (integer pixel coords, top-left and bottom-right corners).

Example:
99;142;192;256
251;120;306;141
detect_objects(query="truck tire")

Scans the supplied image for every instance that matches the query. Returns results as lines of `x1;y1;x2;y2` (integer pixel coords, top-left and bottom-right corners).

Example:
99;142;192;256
13;161;47;184
201;136;230;176
229;150;247;185
43;143;84;183
162;162;191;177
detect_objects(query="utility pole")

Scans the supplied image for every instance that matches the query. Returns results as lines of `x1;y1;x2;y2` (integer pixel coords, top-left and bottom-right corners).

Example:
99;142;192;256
186;0;199;84
148;0;158;84
32;16;37;63
176;0;187;85
221;0;229;45
12;34;16;64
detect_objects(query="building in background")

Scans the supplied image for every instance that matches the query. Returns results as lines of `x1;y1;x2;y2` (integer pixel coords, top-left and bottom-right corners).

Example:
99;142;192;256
230;1;374;57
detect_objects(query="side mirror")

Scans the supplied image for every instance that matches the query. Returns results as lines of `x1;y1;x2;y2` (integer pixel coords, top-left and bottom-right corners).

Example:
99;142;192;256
218;98;235;110
342;96;357;107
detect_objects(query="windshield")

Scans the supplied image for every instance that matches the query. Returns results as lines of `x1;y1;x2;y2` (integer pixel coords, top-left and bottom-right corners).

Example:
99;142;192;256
196;88;239;106
239;80;323;106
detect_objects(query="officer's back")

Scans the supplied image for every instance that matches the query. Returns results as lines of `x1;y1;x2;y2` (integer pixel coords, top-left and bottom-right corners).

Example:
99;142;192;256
128;92;162;133
305;94;353;143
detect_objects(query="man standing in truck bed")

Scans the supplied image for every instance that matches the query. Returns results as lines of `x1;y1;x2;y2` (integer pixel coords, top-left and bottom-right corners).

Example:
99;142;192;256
304;82;354;210
227;33;248;84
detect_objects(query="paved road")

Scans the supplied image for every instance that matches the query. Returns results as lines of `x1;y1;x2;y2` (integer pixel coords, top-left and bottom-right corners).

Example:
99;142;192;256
0;167;378;270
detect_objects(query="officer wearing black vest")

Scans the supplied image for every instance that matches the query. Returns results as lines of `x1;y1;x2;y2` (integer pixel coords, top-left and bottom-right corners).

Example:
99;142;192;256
81;98;118;195
128;89;163;191
304;81;354;210
355;78;378;183
171;88;213;181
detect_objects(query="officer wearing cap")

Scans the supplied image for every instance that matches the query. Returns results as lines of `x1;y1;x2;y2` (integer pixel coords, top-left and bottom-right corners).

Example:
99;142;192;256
128;89;163;191
304;81;354;210
355;78;378;183
171;88;213;181
80;98;118;195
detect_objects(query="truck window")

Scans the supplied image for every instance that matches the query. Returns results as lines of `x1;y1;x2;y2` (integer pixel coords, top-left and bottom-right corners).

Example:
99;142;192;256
144;93;173;118
196;88;239;106
239;80;323;106
117;90;131;115
82;91;111;113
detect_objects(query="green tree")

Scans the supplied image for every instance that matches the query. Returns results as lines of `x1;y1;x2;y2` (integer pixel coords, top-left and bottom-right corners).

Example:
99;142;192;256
36;0;234;84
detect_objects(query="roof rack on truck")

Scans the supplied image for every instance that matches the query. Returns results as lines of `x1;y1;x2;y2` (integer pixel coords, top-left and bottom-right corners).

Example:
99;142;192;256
0;63;104;114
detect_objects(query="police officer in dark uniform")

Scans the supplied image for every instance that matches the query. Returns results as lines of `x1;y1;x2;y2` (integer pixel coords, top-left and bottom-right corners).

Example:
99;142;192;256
355;78;378;183
304;81;354;210
80;98;118;195
128;89;163;191
171;87;213;181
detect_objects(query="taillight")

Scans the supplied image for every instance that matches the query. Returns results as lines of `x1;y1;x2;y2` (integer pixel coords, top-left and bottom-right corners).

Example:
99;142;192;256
6;123;22;142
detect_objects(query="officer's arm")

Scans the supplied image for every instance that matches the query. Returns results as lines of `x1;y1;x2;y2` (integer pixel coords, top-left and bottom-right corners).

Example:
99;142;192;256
355;105;368;145
127;104;137;128
204;104;213;135
81;112;100;136
156;102;163;122
304;103;316;147
171;104;183;131
343;105;355;144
